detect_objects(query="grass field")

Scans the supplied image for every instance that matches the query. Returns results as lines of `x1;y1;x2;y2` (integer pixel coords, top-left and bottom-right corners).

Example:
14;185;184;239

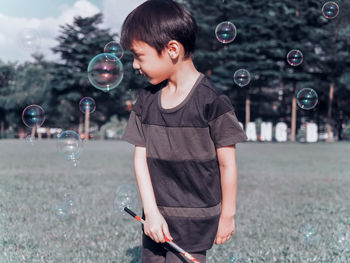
0;139;350;262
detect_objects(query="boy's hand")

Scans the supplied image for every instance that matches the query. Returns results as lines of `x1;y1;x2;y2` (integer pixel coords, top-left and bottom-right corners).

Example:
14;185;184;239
214;215;235;245
144;210;173;243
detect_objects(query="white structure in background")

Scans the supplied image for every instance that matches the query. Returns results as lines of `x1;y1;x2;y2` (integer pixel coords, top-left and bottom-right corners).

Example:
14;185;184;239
241;120;321;143
275;122;288;142
37;127;63;137
238;122;244;130
306;123;318;143
246;122;257;141
260;122;273;141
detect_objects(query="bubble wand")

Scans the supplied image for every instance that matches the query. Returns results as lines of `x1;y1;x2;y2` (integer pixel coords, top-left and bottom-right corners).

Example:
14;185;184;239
124;207;201;263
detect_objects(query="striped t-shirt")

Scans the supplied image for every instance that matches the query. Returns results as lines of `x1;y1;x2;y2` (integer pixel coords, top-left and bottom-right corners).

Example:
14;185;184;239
122;73;247;252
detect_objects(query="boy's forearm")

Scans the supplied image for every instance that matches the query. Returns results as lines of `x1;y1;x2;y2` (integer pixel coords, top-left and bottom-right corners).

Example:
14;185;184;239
134;148;159;216
219;165;237;218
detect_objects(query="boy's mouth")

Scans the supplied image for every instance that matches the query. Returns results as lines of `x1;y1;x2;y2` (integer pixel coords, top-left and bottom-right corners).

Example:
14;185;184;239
136;69;150;80
139;71;148;79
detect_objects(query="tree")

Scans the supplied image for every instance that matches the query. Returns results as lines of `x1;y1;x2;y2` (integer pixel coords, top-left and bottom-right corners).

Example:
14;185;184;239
50;12;149;132
0;54;53;132
185;0;350;142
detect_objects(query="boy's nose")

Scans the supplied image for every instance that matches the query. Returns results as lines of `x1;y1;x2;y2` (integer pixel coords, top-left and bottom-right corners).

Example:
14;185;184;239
133;59;140;70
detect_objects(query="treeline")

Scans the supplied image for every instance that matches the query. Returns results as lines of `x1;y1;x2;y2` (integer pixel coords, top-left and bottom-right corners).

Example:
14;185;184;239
0;0;350;140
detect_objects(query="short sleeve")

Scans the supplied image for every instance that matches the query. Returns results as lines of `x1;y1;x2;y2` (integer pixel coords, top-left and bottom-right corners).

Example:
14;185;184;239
121;91;146;147
208;95;247;148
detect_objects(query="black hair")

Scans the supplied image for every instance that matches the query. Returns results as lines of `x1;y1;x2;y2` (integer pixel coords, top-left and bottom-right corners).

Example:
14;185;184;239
120;0;197;59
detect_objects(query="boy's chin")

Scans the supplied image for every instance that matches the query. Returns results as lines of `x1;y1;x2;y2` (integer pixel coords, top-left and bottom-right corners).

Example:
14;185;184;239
148;77;164;86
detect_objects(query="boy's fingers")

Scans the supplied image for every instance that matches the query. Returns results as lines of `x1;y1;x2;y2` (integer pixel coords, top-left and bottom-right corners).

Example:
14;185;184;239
215;236;224;244
156;229;164;243
162;224;173;241
149;230;160;243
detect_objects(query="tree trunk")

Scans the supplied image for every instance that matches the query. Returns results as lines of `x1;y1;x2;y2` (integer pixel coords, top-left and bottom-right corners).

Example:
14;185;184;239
46;127;51;139
326;82;334;142
291;83;297;142
205;69;212;77
100;125;105;140
0;121;4;138
78;116;83;135
337;110;344;141
245;92;250;128
84;109;90;141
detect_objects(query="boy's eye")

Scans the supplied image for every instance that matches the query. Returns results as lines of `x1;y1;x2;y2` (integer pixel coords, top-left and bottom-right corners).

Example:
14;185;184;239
134;54;143;62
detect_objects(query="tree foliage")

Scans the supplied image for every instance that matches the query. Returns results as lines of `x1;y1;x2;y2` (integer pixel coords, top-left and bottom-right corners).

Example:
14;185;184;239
0;1;349;139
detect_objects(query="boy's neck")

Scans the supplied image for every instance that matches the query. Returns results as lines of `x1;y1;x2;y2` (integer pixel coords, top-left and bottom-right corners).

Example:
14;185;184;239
165;59;201;93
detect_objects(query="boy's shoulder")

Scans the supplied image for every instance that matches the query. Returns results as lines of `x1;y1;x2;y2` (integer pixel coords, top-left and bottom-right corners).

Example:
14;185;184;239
197;75;225;99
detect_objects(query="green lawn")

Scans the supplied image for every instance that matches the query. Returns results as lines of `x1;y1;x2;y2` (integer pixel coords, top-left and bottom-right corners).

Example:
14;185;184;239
0;140;349;262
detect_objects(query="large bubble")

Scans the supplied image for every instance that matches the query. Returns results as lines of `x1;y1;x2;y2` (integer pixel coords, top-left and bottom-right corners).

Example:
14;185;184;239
22;105;45;128
287;49;303;66
114;184;139;215
57;130;82;165
296;88;318;110
322;2;339;19
234;69;251;87
215;21;237;44
104;41;124;59
87;53;124;92
79;97;96;114
17;28;40;51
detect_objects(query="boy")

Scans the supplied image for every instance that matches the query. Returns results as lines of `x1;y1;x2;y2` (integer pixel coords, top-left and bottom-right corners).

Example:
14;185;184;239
121;0;247;262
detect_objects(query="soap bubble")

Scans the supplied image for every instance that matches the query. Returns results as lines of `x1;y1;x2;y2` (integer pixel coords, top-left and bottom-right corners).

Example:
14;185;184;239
299;224;320;246
53;193;76;221
79;97;96;113
234;69;251;87
22;105;45;128
215;21;237;44
114;184;139;215
25;135;35;145
104;41;124;59
87;53;124;92
53;203;70;220
322;2;339;19
229;252;240;262
236;259;251;263
17;28;40;51
333;230;350;251
299;224;318;236
296;88;318;110
287;49;303;66
57;130;82;165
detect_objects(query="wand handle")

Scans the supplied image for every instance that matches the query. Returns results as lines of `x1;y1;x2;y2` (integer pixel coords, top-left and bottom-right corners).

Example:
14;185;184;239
123;207;201;263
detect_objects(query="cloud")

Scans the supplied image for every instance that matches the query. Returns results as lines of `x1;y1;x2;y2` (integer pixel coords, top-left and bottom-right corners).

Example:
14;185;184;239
0;0;100;63
102;0;146;37
0;0;147;63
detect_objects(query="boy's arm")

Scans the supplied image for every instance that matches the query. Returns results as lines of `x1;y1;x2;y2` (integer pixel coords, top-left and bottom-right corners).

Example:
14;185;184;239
134;146;173;243
134;146;159;216
214;145;237;245
217;145;237;217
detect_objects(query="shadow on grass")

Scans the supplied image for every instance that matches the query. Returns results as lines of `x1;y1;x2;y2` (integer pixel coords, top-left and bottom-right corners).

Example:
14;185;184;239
126;246;141;263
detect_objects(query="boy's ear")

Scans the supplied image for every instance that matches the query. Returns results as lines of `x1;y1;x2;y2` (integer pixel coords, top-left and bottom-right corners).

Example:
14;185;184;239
166;40;181;59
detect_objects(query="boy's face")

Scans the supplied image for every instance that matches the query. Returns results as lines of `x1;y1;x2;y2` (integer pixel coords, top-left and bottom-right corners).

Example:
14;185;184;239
130;41;174;85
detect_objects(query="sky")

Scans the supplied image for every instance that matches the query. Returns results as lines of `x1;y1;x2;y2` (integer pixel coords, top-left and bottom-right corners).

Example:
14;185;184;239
0;0;146;63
